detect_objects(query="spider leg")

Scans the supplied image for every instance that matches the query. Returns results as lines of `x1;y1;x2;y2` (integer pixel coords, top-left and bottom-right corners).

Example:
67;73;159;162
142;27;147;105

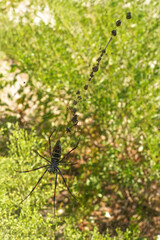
53;170;58;217
60;138;80;163
20;168;48;204
48;129;56;156
58;167;76;200
15;165;49;173
34;150;51;163
59;163;77;166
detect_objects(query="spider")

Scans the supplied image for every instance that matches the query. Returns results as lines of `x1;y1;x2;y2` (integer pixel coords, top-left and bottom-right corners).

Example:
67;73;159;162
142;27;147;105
15;130;79;215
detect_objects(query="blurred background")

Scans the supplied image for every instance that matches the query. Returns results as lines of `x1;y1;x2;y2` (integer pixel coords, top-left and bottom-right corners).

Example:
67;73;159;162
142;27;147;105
0;0;159;239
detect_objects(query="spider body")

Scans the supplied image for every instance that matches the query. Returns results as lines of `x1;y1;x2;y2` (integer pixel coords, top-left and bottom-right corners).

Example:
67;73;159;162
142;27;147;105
48;140;61;173
15;131;79;215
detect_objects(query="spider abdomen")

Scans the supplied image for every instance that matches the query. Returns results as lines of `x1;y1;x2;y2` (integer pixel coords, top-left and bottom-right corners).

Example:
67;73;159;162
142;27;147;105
51;140;61;166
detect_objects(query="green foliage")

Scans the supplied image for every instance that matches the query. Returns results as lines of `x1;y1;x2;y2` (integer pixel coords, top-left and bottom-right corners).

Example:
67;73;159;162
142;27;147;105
0;125;142;239
0;0;160;239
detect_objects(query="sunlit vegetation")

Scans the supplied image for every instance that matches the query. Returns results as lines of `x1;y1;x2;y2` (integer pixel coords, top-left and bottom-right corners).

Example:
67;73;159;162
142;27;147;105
0;0;159;239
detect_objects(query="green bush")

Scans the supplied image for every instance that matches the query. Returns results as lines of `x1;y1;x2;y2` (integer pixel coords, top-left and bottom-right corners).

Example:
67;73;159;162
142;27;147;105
0;0;159;239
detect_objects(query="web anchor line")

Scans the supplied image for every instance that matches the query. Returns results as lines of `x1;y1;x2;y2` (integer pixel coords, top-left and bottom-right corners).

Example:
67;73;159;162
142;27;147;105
66;12;132;134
